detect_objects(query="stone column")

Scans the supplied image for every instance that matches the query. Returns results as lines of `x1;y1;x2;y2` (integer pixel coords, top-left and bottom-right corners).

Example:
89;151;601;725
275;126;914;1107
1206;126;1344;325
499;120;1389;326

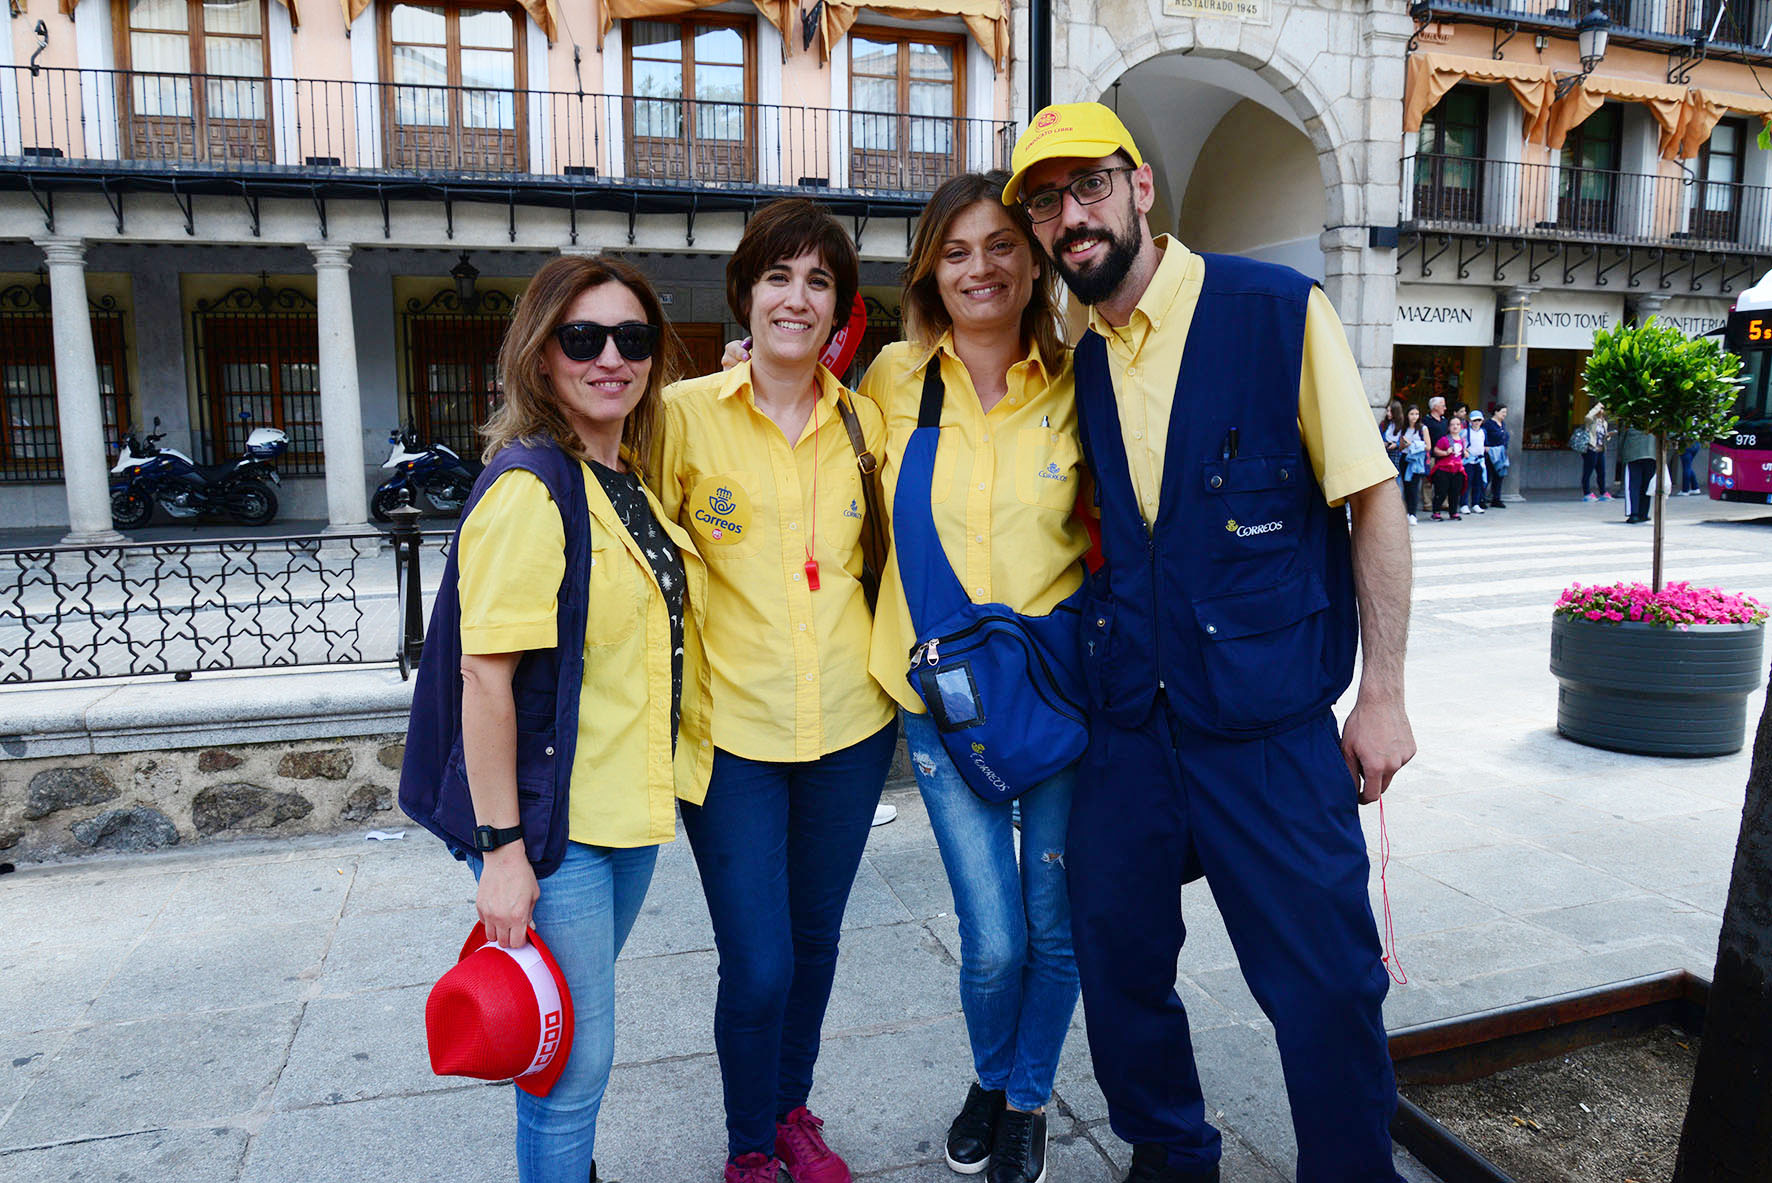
37;236;123;544
309;243;368;529
1496;285;1537;502
1319;225;1398;410
1631;292;1670;325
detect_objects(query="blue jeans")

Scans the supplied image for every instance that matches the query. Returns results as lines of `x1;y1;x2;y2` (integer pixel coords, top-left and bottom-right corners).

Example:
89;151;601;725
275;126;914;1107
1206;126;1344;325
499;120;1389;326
468;841;660;1183
902;710;1079;1111
680;721;898;1158
1463;461;1486;508
1680;443;1702;492
1581;449;1607;496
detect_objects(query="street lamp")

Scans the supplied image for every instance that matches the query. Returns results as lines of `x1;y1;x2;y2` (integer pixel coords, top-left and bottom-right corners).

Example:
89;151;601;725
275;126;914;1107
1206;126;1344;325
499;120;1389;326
451;252;480;311
1555;3;1611;100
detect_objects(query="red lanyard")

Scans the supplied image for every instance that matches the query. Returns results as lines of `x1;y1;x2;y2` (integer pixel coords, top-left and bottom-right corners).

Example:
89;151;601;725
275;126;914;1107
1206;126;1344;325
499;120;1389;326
804;398;821;591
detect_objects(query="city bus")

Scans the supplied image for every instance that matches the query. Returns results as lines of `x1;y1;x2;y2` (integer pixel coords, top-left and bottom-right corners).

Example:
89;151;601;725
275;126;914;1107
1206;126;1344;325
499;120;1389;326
1716;274;1772;504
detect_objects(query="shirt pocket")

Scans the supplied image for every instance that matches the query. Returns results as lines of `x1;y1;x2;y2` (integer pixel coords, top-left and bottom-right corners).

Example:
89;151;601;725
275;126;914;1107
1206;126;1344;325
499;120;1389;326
681;469;763;561
1013;428;1083;511
585;534;645;648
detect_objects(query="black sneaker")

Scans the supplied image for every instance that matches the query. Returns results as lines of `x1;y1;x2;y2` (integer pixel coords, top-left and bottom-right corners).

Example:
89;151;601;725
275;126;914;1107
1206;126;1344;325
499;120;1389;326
945;1082;1005;1174
1123;1143;1220;1183
987;1109;1046;1183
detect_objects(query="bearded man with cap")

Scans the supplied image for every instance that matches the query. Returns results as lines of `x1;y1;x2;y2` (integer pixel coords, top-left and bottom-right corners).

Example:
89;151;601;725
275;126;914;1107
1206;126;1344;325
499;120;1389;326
1002;103;1416;1182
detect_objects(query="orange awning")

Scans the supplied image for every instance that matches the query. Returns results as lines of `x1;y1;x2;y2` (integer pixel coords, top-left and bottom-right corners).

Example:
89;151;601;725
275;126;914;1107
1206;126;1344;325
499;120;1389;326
340;0;556;38
1544;74;1687;153
815;0;1009;71
1403;53;1555;144
600;0;792;42
1669;87;1772;159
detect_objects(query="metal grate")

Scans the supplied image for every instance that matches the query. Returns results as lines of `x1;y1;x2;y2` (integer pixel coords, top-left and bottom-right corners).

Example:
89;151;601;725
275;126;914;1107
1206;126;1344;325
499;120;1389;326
192;277;321;475
0;280;132;483
400;287;513;460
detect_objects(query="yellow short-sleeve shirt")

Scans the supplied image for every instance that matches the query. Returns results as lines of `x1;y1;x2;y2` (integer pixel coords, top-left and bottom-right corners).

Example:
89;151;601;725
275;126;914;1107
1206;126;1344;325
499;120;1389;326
859;336;1088;713
457;464;712;847
1087;235;1396;519
654;362;896;762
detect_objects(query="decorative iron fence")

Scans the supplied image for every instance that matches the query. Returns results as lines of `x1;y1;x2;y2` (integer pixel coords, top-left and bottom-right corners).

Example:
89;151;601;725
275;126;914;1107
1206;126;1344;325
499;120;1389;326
1415;1;1772;53
0;66;1015;195
0;520;450;684
1402;152;1772;250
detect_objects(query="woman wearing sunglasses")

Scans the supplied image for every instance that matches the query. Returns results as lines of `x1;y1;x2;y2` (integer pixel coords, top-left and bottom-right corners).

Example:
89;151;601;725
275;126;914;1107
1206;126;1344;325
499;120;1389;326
405;254;712;1182
652;199;896;1183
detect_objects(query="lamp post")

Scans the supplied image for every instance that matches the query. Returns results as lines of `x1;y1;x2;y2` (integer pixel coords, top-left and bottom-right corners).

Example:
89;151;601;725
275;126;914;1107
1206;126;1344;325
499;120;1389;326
451;252;480;312
1555;2;1611;100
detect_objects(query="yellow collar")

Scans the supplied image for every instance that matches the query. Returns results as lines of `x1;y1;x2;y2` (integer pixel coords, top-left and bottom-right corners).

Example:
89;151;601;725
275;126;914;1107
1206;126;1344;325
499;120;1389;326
1086;234;1196;340
717;358;848;412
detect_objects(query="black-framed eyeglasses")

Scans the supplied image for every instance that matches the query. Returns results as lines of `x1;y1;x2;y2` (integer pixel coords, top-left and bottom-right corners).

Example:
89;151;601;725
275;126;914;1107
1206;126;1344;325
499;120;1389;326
553;320;661;363
1021;166;1135;224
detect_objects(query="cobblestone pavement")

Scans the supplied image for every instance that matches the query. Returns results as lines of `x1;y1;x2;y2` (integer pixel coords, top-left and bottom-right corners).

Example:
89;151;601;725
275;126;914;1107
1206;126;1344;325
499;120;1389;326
2;491;1766;1181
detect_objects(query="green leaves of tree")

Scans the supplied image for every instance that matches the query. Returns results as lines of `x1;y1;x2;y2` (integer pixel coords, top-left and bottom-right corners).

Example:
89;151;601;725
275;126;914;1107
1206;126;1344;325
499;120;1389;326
1583;317;1743;446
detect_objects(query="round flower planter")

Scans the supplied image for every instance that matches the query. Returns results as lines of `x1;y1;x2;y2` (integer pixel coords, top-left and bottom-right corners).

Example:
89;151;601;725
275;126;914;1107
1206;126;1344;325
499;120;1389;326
1550;615;1766;756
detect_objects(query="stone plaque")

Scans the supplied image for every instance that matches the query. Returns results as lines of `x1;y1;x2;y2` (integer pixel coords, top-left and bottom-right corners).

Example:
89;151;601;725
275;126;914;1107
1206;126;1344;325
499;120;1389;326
1164;0;1270;21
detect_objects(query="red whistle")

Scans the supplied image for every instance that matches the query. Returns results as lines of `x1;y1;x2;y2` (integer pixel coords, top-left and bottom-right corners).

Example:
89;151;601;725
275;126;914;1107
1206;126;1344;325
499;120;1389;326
804;557;821;591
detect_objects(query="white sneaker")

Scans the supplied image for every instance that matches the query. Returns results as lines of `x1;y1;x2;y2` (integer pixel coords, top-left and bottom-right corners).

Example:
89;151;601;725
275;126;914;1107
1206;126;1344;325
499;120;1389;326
871;803;897;827
1473;504;1486;513
1408;514;1418;524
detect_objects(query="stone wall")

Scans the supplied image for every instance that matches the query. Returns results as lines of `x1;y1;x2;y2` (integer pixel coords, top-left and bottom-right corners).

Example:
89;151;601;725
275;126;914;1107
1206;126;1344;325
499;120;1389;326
0;734;408;864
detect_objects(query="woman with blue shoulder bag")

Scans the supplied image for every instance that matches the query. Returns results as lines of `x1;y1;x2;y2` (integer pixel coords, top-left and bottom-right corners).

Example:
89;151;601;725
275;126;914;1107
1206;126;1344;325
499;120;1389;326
858;170;1088;1183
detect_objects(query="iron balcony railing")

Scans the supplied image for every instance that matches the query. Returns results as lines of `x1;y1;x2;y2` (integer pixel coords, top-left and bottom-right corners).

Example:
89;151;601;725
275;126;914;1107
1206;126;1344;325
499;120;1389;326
0;518;450;684
1415;1;1772;56
1402;152;1772;250
0;65;1014;195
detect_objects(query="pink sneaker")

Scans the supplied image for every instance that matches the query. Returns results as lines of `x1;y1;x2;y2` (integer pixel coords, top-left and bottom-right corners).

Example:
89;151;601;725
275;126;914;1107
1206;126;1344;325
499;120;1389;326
774;1107;851;1183
726;1152;783;1183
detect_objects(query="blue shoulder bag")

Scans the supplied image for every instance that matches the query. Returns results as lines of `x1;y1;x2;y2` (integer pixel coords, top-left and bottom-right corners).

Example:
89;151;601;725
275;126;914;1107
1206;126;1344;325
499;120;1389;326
894;361;1088;802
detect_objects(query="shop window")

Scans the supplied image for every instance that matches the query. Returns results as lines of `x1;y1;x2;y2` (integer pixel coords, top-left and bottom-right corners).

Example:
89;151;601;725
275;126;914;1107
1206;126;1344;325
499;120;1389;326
1691;117;1746;243
1412;85;1487;223
384;2;526;173
0;287;131;483
1558;104;1623;236
1524;349;1587;450
1390;344;1476;413
624;15;755;184
192;282;322;474
117;0;271;164
850;28;964;192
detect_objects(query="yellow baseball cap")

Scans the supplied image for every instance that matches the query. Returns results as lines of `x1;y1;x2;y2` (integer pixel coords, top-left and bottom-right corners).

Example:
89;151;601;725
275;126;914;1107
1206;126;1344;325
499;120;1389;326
1003;102;1145;206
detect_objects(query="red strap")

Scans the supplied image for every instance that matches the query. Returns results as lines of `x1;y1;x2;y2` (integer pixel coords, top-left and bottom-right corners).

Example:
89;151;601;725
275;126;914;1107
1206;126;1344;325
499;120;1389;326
1377;794;1407;986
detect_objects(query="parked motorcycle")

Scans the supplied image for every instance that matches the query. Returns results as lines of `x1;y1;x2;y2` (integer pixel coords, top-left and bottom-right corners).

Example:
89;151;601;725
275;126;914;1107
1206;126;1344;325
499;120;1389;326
109;416;288;530
372;427;482;522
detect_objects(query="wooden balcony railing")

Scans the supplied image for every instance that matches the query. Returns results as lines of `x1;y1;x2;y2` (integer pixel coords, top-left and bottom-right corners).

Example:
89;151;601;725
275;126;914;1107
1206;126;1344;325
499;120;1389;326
0;65;1014;196
1403;152;1772;251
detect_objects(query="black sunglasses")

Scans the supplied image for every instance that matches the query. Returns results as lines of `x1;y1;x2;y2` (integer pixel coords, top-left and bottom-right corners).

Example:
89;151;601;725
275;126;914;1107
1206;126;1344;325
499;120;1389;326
553;320;661;363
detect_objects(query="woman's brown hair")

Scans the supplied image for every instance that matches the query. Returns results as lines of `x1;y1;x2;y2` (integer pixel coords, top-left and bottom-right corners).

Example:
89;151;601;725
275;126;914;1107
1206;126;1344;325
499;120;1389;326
901;170;1065;365
726;198;859;344
482;255;683;468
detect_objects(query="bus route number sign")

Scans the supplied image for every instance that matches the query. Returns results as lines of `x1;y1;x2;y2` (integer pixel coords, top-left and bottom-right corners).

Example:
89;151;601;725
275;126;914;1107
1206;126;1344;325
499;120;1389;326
1726;309;1772;349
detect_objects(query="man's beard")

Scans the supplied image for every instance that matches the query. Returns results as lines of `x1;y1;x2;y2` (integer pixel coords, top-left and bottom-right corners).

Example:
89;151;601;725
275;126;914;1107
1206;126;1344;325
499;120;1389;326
1050;214;1142;306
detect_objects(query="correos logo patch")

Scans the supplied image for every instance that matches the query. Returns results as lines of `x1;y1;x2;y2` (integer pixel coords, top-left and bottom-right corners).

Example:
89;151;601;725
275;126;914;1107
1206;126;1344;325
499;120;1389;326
1039;462;1068;482
689;476;752;544
1236;520;1284;538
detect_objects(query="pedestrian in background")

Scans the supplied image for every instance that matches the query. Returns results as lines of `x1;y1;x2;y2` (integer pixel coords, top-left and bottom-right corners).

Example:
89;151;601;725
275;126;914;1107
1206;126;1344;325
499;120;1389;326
1580;403;1611;501
652;199;896;1183
1483;405;1510;508
1620;425;1656;523
1382;398;1408;476
1397;404;1429;524
1678;436;1704;495
858;169;1084;1183
401;254;711;1183
1431;412;1467;521
1461;410;1487;514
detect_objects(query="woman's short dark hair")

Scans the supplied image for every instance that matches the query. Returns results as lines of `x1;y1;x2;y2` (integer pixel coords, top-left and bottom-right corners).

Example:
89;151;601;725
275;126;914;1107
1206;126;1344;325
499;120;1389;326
726;198;859;344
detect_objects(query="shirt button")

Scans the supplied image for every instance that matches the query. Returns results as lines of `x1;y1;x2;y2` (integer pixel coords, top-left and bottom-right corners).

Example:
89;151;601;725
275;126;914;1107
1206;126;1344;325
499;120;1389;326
1135;431;1144;441
798;622;807;631
1206;624;1218;635
805;673;815;682
544;746;555;756
977;483;986;492
1210;474;1223;488
789;522;799;530
975;534;985;543
792;572;801;581
1128;366;1139;377
975;587;985;596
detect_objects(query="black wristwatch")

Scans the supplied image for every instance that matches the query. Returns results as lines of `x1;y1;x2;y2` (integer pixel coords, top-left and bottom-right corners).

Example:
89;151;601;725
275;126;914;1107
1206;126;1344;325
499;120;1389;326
473;823;524;852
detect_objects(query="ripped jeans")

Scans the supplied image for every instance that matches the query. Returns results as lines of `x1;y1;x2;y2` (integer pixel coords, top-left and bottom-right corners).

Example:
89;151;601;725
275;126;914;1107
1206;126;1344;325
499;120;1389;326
902;709;1080;1110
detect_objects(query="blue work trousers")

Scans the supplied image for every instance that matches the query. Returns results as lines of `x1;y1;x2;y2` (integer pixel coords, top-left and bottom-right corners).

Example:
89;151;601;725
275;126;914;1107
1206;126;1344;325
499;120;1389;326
680;721;898;1159
903;710;1080;1111
468;841;660;1183
1066;700;1401;1181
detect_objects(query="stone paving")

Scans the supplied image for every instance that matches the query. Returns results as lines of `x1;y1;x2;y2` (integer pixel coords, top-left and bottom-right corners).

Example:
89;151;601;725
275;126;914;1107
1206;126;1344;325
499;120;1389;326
2;492;1767;1181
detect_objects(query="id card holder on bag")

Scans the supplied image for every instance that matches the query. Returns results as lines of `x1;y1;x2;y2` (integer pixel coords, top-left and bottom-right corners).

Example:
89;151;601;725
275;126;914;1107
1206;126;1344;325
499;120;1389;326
915;662;985;732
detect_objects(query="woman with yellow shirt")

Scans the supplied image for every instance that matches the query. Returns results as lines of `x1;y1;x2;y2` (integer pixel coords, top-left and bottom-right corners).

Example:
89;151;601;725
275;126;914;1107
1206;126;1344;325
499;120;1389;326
858;171;1086;1183
652;199;897;1183
400;255;711;1183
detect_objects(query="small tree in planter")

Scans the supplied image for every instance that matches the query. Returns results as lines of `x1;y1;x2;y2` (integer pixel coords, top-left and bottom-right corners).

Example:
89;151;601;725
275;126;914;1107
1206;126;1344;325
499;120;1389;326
1582;318;1742;590
1549;320;1764;756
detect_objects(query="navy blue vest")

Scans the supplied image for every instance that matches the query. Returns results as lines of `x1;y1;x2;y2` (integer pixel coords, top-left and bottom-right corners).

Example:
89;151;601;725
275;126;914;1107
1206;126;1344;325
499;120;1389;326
1073;253;1357;739
399;439;590;878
